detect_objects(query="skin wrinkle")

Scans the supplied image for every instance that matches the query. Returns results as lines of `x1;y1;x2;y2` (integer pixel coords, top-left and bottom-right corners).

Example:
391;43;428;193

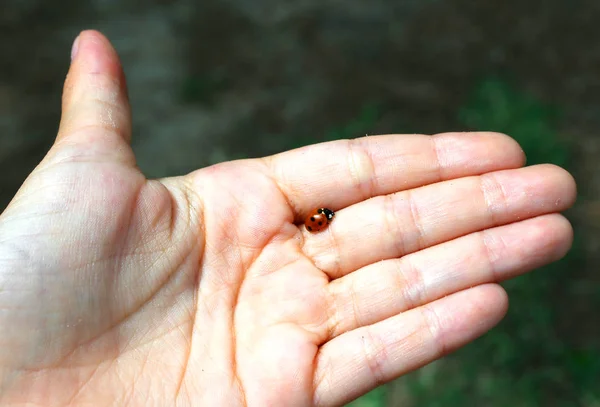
311;357;325;406
121;365;138;407
58;118;129;145
62;79;124;114
361;326;387;388
252;242;304;277
172;186;202;404
308;345;321;407
145;181;200;268
56;123;126;144
166;185;181;242
329;276;360;342
64;363;102;405
81;70;123;104
324;223;341;280
116;174;146;265
44;152;136;174
138;189;173;236
350;277;363;338
480;171;509;227
2;184;79;219
311;355;332;407
47;147;136;174
178;175;206;246
109;179;156;334
382;193;406;263
6;364;99;406
259;157;299;222
405;189;427;250
121;329;192;406
479;229;503;283
173;301;194;403
201;195;248;407
52;242;196;371
231;290;248;407
245;232;295;279
347;138;377;202
123;182;201;309
4;255;107;372
207;177;262;264
229;166;296;263
429;134;446;182
131;342;155;404
392;255;425;313
80;94;125;122
420;304;446;360
328;252;432;340
327;271;360;339
115;314;191;360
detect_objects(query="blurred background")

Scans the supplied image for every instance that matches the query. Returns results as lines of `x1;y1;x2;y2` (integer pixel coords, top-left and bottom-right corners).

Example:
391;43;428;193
0;0;598;405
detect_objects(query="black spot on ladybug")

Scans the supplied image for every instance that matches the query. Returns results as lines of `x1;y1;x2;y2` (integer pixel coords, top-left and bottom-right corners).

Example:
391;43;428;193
310;216;315;221
307;226;312;231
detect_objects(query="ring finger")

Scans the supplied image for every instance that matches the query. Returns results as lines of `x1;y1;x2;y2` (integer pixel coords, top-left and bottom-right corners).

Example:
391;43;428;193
323;212;573;341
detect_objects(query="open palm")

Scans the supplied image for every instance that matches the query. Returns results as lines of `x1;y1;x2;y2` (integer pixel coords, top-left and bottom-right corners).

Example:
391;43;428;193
0;31;576;407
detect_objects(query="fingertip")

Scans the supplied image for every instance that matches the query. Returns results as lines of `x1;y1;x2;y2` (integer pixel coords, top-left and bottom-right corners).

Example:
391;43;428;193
546;163;578;208
436;284;509;343
519;163;578;210
544;213;575;262
485;283;509;321
70;33;81;61
470;131;526;166
438;284;509;349
432;131;527;177
493;131;527;167
69;30;122;77
460;283;509;325
58;30;132;150
479;283;509;334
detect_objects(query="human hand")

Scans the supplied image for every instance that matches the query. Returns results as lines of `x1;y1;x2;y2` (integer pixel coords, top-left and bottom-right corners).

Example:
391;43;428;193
0;30;576;406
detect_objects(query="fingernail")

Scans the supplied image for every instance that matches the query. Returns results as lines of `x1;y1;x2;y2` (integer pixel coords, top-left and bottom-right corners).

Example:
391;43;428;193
71;35;80;61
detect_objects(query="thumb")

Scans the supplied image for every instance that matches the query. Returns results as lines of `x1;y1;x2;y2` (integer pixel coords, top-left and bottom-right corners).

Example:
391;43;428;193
51;30;135;167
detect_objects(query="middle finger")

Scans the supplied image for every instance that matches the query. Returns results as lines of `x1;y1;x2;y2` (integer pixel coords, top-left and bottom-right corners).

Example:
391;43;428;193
303;163;575;279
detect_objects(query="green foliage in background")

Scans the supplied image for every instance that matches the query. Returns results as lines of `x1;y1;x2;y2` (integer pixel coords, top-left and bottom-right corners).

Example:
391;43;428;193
459;78;570;167
453;78;596;406
346;385;388;407
323;103;381;142
180;74;228;106
396;78;595;407
344;78;597;406
290;102;382;150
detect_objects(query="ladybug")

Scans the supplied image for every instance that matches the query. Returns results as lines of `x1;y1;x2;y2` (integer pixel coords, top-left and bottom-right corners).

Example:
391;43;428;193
305;208;335;233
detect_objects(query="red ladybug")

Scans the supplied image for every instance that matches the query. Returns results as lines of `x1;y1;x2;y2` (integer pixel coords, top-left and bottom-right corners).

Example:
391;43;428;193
305;208;335;233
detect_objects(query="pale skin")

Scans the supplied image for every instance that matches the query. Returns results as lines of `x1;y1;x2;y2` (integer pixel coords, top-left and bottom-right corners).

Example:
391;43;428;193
0;30;576;406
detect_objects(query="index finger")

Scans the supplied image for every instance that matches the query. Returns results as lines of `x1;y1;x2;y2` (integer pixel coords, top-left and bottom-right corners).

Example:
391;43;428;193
263;132;525;219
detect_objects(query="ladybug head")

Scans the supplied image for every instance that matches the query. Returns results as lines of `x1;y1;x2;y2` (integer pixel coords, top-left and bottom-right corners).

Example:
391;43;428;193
320;208;335;220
